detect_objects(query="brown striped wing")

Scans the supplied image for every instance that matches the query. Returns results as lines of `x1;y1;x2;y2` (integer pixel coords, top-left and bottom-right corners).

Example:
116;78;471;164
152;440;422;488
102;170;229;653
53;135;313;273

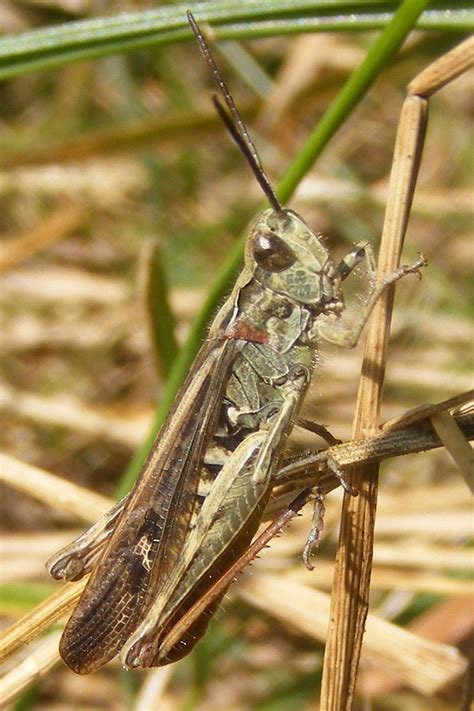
59;338;238;674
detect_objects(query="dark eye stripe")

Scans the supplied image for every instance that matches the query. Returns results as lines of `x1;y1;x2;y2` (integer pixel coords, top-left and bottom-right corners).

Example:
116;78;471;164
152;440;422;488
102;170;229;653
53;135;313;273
252;232;297;272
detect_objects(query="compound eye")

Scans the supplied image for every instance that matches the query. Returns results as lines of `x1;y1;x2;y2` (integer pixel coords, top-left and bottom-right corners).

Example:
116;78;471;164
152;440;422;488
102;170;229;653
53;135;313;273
252;232;297;272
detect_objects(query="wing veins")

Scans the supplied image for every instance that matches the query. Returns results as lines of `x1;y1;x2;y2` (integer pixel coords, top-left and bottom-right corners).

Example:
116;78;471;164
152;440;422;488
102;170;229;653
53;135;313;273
59;338;238;673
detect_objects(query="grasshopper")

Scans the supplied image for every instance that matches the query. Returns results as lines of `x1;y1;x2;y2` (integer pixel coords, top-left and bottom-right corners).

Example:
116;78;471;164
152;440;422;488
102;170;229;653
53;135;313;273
47;12;426;674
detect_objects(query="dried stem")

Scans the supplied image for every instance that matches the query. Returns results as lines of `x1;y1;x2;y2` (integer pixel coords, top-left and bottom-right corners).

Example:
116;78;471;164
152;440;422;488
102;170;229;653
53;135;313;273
0;203;84;274
320;38;473;710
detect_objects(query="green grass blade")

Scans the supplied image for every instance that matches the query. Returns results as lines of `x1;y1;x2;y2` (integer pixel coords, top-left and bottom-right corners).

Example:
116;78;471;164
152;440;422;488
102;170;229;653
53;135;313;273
142;240;179;379
0;1;471;80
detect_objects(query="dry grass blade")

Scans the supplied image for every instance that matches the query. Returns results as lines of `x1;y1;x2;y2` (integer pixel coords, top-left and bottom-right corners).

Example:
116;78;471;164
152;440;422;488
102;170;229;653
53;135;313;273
0;454;111;522
372;541;473;571
430;412;474;493
273;398;473;482
358;595;474;697
320;40;472;710
0;203;84;274
239;574;467;696
134;666;174;711
0;579;86;665
408;36;474;97
0;387;150;448
0;631;63;707
381;390;474;430
1;532;82;584
287;561;473;596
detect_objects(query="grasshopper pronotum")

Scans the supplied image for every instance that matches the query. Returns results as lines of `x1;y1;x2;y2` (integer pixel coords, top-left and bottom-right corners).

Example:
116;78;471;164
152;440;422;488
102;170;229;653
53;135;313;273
45;16;471;676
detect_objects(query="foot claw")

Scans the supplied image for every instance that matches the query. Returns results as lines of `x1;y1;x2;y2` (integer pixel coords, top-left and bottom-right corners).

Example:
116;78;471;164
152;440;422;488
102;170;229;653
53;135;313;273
302;491;325;571
324;455;357;496
403;252;428;280
302;529;319;571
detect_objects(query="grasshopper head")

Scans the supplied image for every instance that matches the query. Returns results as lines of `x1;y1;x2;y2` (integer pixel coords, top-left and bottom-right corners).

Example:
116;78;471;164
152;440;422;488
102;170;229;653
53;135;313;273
187;13;341;310
245;208;337;306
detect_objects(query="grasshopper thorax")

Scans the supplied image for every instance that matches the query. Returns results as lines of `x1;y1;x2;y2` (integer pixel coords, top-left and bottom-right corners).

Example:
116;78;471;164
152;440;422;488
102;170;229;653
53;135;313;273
246;208;342;310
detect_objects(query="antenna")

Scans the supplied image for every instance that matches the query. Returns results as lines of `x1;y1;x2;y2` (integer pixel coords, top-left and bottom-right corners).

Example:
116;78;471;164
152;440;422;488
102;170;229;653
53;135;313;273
187;11;283;214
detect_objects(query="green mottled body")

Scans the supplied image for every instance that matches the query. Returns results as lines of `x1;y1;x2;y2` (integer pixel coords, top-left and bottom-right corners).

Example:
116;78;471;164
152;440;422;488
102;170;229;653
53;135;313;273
131;208;345;667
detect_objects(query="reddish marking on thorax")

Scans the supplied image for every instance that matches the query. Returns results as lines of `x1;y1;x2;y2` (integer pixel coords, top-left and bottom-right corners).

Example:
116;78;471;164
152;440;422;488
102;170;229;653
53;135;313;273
226;320;268;344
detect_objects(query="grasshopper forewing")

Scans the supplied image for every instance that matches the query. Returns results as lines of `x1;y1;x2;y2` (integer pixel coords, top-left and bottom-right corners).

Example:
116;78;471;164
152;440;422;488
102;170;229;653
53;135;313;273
47;12;427;673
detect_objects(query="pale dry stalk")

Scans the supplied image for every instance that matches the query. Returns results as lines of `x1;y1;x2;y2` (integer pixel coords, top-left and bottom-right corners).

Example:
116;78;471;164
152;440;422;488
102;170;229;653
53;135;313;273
319;37;474;709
